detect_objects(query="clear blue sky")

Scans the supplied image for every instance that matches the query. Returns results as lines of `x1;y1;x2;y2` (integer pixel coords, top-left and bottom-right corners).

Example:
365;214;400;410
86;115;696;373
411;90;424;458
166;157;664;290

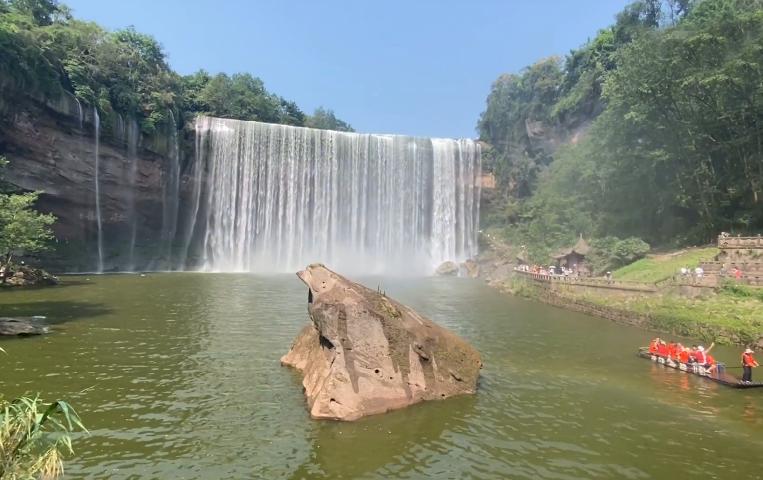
64;0;631;138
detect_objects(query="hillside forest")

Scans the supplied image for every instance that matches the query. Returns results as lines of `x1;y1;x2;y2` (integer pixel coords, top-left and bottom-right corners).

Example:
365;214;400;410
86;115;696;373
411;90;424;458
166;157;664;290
0;0;353;134
478;0;763;267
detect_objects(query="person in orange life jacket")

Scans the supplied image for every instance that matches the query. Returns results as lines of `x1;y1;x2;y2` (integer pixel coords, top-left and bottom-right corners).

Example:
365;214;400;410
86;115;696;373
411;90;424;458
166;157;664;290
649;338;660;355
678;347;691;364
657;340;669;357
742;348;759;383
688;345;700;363
705;354;717;375
667;342;679;360
694;342;715;368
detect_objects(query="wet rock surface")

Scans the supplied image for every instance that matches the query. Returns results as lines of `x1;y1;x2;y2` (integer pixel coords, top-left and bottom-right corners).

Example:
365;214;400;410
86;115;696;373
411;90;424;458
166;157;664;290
1;264;59;287
0;317;49;336
282;264;482;421
435;261;459;276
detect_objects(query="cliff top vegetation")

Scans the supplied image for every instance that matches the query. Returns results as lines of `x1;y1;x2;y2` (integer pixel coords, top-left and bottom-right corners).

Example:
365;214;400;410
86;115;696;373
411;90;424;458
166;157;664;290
0;0;353;135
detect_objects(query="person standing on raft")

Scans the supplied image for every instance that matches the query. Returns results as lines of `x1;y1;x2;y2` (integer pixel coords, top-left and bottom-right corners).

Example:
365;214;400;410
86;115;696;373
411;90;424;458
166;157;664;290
742;348;759;383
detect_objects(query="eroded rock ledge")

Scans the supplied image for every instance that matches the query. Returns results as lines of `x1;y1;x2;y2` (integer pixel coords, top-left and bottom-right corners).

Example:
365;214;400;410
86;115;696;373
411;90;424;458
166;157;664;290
281;264;482;421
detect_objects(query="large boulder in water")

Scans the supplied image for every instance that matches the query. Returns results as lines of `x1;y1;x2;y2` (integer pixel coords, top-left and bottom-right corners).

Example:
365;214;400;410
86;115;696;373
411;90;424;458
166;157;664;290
281;264;482;421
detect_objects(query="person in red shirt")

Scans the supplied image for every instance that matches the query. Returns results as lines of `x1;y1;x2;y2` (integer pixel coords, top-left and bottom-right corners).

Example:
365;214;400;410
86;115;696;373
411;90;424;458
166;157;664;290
705;354;717;375
657;341;669;357
742;348;759;383
694;342;715;367
734;267;743;280
668;342;678;360
678;347;690;364
649;338;660;355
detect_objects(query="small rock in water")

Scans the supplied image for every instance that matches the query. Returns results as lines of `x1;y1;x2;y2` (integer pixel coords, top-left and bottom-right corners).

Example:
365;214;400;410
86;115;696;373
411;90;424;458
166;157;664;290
0;317;49;336
435;261;459;276
282;264;482;421
461;259;480;278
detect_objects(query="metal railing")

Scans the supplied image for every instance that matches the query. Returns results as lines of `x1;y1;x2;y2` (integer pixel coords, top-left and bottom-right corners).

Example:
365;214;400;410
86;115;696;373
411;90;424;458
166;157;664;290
514;270;658;292
718;235;763;249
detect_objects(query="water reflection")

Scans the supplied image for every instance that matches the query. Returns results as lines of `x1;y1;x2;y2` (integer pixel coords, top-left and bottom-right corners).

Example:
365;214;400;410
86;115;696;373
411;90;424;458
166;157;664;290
287;396;475;479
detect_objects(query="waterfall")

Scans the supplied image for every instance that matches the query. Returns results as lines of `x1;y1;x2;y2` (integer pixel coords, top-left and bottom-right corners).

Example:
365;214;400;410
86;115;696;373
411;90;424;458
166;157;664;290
160;110;181;268
126;118;140;271
176;116;206;269
191;116;481;274
93;107;104;273
70;92;83;130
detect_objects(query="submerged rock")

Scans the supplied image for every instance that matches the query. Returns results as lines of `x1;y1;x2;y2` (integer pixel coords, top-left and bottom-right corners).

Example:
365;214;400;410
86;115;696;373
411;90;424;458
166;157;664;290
0;317;49;336
435;261;459;276
282;264;482;421
462;259;480;278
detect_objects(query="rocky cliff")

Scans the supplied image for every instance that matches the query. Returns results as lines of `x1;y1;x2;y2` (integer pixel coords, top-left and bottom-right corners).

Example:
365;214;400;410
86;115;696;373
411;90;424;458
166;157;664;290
0;93;196;272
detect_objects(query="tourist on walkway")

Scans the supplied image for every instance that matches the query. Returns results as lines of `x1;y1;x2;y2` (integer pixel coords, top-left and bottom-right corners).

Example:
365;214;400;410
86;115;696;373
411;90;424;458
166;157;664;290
742;348;759;383
734;267;743;281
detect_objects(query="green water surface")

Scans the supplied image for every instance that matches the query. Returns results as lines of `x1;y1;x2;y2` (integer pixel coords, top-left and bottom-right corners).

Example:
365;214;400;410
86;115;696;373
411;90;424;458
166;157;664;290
1;274;762;479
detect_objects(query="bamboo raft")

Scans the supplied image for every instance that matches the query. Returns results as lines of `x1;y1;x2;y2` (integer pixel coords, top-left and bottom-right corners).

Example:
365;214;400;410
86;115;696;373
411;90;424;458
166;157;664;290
638;348;763;389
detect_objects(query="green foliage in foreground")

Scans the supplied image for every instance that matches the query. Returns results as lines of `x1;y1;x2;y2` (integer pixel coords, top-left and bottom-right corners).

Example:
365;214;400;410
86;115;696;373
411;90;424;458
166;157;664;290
0;395;85;480
612;247;718;283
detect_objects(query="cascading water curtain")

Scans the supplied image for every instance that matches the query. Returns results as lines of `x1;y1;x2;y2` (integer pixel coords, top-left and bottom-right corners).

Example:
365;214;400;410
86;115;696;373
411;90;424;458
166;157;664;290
191;116;481;274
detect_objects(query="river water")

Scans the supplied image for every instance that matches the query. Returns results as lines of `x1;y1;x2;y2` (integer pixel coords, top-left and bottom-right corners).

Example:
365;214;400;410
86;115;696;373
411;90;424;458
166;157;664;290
1;274;761;479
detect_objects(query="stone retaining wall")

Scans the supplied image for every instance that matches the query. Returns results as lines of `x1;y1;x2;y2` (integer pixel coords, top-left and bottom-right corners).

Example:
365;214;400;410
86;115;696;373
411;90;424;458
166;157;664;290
533;289;651;329
515;270;659;298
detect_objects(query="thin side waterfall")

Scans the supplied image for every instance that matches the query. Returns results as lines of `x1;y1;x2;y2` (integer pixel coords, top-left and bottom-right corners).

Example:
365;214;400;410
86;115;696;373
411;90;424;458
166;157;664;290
93;107;104;273
176;116;207;269
192;116;482;274
126;118;140;271
71;92;83;129
160;110;181;268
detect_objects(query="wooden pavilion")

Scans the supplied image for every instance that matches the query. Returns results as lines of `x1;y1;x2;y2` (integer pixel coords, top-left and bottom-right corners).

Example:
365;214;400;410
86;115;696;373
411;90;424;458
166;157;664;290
552;236;591;274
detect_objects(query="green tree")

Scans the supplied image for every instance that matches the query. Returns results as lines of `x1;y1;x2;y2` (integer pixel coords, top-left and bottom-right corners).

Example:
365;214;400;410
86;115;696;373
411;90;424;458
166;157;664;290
0;192;55;270
0;157;55;271
478;57;564;200
305;106;354;132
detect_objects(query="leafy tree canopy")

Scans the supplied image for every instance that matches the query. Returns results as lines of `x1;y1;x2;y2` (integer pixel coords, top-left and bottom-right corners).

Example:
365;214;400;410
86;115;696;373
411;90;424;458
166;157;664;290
0;0;351;132
306;107;354;132
479;0;763;260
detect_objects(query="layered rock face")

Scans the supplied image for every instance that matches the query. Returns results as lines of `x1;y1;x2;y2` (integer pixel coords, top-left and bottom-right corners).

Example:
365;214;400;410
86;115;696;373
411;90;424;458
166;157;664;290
282;264;482;421
0;95;192;271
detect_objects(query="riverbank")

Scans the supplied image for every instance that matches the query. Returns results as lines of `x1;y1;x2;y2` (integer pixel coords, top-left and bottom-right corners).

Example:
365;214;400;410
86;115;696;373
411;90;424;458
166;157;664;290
477;244;763;349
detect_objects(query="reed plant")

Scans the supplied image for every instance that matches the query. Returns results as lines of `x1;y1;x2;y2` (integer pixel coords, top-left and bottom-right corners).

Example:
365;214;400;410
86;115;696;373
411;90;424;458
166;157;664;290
0;395;85;480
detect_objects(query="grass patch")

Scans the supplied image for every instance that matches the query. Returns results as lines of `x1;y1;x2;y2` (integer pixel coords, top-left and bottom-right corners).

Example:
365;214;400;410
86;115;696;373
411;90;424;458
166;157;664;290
613;247;718;283
583;289;763;345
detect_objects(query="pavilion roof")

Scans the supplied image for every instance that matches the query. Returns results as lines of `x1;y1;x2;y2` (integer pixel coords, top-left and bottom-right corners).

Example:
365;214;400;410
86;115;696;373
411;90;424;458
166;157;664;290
551;235;590;259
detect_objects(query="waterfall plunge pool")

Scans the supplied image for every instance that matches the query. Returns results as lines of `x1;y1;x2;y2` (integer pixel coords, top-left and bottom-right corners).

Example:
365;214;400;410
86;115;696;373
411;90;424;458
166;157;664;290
1;273;762;478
